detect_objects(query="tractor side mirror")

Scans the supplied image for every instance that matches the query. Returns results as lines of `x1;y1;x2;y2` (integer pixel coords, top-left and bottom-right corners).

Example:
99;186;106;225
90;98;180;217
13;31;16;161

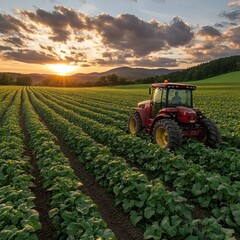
149;86;152;95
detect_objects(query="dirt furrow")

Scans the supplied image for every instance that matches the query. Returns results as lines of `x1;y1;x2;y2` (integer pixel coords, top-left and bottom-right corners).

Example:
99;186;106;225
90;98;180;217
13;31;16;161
27;89;144;240
19;88;57;240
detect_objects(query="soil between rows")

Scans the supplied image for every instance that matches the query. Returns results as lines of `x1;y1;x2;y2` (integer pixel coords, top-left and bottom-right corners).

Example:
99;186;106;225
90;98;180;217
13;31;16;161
28;89;144;240
29;88;240;240
20;90;57;240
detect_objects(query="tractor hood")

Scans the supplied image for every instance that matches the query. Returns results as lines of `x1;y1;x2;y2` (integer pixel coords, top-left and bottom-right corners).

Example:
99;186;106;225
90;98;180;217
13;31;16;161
137;100;151;109
176;106;197;123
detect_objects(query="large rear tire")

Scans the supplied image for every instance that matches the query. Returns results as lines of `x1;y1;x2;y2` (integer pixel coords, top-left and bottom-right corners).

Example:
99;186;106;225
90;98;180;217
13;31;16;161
128;112;143;135
198;117;221;148
152;119;182;149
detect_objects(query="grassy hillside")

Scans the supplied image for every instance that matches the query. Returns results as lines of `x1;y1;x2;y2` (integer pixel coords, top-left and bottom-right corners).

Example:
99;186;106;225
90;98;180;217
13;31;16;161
111;71;240;90
185;71;240;86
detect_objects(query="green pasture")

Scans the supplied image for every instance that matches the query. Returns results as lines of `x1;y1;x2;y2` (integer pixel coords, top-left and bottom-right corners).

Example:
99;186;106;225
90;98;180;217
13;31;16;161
111;71;240;90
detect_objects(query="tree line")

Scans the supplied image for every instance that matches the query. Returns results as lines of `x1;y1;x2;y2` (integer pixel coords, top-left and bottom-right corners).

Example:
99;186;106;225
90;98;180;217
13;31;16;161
95;55;240;86
153;55;240;83
0;55;239;87
0;73;32;86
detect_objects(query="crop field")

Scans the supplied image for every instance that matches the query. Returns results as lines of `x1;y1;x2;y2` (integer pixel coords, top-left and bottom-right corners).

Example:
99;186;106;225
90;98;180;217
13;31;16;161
0;72;240;240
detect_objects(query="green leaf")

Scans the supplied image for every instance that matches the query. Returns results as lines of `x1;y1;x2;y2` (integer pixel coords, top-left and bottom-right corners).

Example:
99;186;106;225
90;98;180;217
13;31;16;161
67;222;82;236
230;204;240;225
28;234;38;240
161;216;170;230
61;210;75;222
48;208;59;218
130;211;142;225
186;236;199;240
144;222;162;240
28;215;42;230
171;215;182;227
76;205;90;215
144;207;155;219
192;182;202;195
198;196;211;208
102;229;115;238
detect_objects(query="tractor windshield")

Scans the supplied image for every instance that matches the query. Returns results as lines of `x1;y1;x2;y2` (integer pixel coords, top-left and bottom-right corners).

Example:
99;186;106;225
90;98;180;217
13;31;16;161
167;88;192;107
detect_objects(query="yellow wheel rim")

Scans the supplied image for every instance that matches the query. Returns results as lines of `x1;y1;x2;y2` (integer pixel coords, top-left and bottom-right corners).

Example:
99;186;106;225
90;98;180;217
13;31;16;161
129;117;137;134
155;127;168;148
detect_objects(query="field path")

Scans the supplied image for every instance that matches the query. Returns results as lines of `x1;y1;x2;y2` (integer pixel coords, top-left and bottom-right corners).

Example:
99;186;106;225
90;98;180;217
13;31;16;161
20;89;57;240
27;88;144;240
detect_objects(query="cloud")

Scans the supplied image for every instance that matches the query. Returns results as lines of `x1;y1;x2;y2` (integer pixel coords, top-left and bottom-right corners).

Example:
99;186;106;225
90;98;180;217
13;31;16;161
4;49;59;64
3;37;25;47
93;14;193;56
133;57;178;67
192;46;240;63
0;13;31;34
0;5;239;69
198;25;221;37
130;0;165;2
0;46;13;51
220;10;240;20
227;1;240;7
39;44;55;54
164;17;194;46
20;5;91;42
225;25;240;45
186;20;240;64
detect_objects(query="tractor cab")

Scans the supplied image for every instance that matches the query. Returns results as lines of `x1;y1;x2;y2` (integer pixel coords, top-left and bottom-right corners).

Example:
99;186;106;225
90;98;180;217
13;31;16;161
128;80;221;149
149;82;196;117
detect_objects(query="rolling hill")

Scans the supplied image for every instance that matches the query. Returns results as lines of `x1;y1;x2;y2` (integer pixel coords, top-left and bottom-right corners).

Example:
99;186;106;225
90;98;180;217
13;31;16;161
70;67;176;82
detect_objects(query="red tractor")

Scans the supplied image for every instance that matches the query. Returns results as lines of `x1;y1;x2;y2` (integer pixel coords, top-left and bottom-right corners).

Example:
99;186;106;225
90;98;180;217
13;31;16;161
128;81;221;149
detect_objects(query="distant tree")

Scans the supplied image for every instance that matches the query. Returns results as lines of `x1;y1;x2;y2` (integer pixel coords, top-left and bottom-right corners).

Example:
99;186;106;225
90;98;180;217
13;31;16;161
119;77;128;85
0;73;11;85
96;76;108;86
107;74;119;85
16;75;32;86
96;74;122;86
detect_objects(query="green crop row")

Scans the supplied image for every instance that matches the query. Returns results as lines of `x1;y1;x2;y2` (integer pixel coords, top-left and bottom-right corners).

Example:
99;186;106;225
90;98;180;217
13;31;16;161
36;87;240;181
28;88;235;239
0;90;11;102
54;86;240;149
39;87;131;115
33;86;240;180
40;87;240;182
36;88;127;122
22;89;115;240
0;89;41;240
30;88;240;232
194;90;240;148
175;142;240;181
0;91;17;120
35;89;126;130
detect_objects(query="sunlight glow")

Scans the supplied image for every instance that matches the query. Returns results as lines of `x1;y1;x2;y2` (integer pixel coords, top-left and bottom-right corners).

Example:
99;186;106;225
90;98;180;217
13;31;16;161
48;64;78;75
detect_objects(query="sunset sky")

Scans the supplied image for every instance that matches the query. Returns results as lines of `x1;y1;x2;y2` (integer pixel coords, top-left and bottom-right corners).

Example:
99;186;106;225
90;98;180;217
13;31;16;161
0;0;239;75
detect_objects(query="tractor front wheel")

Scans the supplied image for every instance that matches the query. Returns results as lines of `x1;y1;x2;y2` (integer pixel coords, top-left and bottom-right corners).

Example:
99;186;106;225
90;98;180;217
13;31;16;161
198;117;221;148
128;112;142;135
153;119;182;149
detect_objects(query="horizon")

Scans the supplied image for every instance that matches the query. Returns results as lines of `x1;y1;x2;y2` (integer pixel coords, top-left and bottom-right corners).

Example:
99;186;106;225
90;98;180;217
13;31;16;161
0;65;178;76
0;0;240;75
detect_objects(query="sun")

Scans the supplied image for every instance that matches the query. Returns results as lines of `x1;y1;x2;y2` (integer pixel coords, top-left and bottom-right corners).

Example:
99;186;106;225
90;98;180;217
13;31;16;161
48;64;77;75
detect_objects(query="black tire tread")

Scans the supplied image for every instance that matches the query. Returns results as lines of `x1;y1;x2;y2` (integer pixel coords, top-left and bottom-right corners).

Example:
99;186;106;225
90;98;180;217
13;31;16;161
152;118;182;149
128;112;143;135
199;117;221;148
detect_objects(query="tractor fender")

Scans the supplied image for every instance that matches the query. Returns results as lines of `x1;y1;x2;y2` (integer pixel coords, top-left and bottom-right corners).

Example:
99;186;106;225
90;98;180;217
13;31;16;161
134;108;148;127
150;114;171;133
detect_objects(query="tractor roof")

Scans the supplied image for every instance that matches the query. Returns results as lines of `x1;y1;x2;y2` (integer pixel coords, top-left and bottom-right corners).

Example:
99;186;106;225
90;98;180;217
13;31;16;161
152;82;196;90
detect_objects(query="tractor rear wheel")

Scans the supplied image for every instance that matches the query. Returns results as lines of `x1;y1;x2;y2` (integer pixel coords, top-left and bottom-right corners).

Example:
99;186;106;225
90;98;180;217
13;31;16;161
198;117;221;148
152;119;182;149
128;112;142;135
